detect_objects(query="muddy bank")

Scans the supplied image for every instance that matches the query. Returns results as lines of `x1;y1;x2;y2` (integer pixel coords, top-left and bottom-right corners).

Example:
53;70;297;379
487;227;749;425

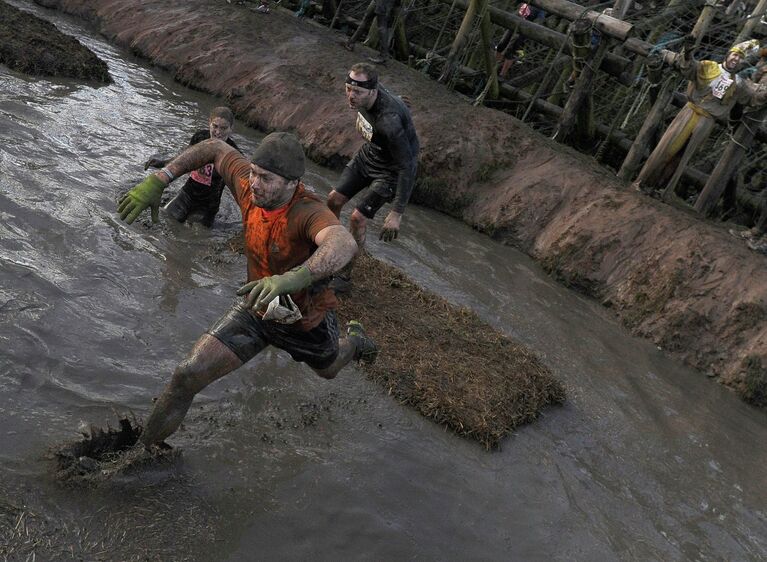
33;0;767;403
0;0;110;81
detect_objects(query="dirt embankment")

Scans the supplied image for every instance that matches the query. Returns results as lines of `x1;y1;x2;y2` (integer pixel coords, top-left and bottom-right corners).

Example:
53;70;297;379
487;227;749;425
0;0;110;82
34;0;767;405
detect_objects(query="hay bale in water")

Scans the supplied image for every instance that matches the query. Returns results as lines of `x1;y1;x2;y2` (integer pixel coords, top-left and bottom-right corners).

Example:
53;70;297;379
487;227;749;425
53;418;178;486
339;254;565;449
0;1;111;82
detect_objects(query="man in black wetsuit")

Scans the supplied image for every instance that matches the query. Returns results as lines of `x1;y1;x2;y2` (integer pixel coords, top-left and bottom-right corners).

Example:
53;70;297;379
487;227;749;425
144;106;240;228
327;63;419;287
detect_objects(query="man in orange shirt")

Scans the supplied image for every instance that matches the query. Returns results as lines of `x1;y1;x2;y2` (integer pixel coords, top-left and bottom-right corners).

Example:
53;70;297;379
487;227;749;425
118;132;378;447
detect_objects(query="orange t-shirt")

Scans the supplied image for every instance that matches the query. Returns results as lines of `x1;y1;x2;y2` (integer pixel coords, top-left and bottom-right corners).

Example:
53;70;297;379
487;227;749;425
218;151;341;330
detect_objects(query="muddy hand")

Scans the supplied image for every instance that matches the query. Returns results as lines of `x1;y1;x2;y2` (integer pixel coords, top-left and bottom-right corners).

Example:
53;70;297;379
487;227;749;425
236;266;312;312
143;156;167;170
117;175;166;224
379;210;402;242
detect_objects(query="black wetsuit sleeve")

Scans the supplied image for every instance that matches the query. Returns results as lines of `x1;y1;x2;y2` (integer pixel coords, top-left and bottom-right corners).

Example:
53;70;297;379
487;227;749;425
226;136;242;153
189;129;210;146
378;113;418;214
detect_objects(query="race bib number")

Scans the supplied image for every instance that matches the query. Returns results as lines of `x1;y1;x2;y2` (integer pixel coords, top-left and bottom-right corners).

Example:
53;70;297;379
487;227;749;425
710;74;733;100
190;163;214;186
356;112;373;142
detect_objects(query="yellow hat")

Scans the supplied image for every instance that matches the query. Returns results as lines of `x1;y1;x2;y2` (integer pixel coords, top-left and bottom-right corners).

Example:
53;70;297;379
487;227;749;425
699;60;721;81
729;46;746;57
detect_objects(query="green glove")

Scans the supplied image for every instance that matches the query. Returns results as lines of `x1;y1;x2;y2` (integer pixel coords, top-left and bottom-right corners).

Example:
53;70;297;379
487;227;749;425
236;266;313;312
117;175;166;224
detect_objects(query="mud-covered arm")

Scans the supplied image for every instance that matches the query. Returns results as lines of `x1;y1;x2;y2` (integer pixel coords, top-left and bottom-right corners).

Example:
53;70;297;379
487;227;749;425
236;224;356;311
379;113;418;214
672;34;699;80
143;130;207;170
160;139;233;181
305;225;358;280
676;51;699;81
118;139;237;224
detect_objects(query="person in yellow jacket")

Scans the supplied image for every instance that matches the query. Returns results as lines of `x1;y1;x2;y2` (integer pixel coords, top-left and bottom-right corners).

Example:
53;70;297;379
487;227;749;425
634;38;767;196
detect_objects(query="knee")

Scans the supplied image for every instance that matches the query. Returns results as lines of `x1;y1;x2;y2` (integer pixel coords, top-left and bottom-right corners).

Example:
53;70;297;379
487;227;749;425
350;210;367;230
327;190;347;213
313;367;338;380
170;359;206;395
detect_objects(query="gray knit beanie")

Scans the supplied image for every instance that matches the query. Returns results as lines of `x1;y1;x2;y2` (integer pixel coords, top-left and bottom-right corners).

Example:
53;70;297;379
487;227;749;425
250;132;305;180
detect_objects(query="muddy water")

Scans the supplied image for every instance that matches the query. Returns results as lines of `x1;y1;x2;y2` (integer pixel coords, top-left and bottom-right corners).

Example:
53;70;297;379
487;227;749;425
1;3;766;560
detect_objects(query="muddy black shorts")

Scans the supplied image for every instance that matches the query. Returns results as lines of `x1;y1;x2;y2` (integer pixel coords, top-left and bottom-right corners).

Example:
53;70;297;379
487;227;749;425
335;158;396;219
207;300;340;370
164;185;223;228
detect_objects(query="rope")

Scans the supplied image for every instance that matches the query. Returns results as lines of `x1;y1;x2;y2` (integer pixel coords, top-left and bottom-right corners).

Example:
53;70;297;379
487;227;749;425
619;73;653;130
595;81;635;162
446;0;487;91
473;74;494;106
427;0;458;59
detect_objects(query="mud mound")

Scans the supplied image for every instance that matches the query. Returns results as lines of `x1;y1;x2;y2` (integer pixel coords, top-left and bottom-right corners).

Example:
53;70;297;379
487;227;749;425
339;254;565;448
52;418;178;486
0;1;111;82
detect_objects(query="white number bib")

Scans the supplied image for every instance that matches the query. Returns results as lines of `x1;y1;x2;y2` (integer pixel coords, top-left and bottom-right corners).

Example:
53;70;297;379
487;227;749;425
710;73;733;100
356;112;373;141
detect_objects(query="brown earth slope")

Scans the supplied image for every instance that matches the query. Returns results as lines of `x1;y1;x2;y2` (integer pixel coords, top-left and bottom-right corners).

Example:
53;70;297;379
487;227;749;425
0;0;110;82
34;0;767;405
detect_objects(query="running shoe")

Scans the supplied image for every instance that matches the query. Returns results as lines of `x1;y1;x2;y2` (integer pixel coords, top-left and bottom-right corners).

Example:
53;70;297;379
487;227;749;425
347;320;379;364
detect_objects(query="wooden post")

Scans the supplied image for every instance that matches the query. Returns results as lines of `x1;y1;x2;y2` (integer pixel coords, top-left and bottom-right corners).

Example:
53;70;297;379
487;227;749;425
617;77;675;180
691;0;719;48
365;17;381;49
392;6;410;59
693;107;767;215
330;0;344;29
612;0;631;20
439;0;479;84
735;0;767;43
527;0;634;40
553;22;611;144
347;0;376;45
644;0;686;44
393;19;409;60
547;63;573;106
477;0;499;99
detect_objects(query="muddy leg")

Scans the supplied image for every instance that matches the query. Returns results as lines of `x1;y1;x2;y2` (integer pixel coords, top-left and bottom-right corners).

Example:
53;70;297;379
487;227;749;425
312;337;357;379
349;209;368;252
141;334;242;446
327;209;366;294
499;58;514;79
375;17;391;60
635;107;693;192
313;321;378;379
345;0;376;48
327;189;349;219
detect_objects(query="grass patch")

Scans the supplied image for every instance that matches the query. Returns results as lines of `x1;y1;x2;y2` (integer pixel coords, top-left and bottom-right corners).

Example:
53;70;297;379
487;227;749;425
338;254;565;449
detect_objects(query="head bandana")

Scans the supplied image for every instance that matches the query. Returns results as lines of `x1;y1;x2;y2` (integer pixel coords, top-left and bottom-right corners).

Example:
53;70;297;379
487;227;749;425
346;74;377;90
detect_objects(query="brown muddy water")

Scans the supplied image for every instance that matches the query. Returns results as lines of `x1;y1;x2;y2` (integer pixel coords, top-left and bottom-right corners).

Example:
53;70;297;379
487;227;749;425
1;2;766;560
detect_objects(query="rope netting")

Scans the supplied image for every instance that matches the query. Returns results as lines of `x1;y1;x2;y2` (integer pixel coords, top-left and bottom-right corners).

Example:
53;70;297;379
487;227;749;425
319;0;767;216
